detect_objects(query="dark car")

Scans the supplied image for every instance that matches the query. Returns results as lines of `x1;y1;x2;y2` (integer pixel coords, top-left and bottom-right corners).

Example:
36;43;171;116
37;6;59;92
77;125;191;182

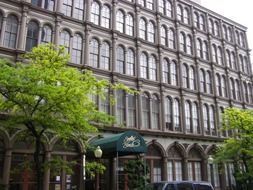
145;181;214;190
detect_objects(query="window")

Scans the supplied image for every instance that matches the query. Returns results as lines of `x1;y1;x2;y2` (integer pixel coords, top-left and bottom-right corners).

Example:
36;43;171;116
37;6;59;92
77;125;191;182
168;28;175;49
209;19;214;34
177;5;183;21
74;0;84;20
182;64;188;88
189;66;195;90
100;42;110;70
174;99;180;131
148;22;155;43
116;10;124;33
216;74;221;96
194;12;198;28
91;1;100;25
60;30;70;53
149;55;157;80
89;38;99;68
128;94;136;128
62;0;73;17
192;102;199;134
165;97;172;130
171;61;178;86
116;90;125;125
161;26;167;46
196;39;202;58
163;59;169;83
183;8;190;24
146;0;154;10
4;15;18;48
230;78;236;99
235;80;241;101
186;35;192;55
32;0;42;6
100;88;110;114
223;25;228;40
26;21;39;51
214;21;219;36
228;27;233;42
0;12;3;35
185;101;191;132
167;146;183;181
139;18;146;40
244;56;249;74
199;15;205;31
126;49;135;76
159;0;165;14
212;45;217;63
203;104;209;134
44;0;55;11
126;14;134;36
240;32;246;47
152;95;159;130
199;69;205;92
206;71;212;94
210;106;216;135
217;47;223;65
221;76;227;97
41;25;52;43
142;93;150;129
72;34;82;64
203;41;208;60
140;53;148;79
101;5;110;28
166;0;173;17
116;46;125;74
179;32;186;52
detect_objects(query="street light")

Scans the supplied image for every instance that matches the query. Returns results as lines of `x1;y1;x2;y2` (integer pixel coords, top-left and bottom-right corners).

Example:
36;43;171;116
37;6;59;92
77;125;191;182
94;146;103;190
208;155;214;187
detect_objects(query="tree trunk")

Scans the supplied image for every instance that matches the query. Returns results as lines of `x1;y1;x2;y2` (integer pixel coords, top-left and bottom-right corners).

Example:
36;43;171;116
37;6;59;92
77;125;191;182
34;136;43;190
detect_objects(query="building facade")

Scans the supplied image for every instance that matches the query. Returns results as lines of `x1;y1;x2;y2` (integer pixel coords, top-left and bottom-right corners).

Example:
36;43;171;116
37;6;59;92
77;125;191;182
0;0;252;190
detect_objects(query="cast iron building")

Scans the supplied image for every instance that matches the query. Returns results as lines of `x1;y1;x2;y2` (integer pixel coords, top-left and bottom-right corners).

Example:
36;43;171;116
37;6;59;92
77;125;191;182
0;0;252;190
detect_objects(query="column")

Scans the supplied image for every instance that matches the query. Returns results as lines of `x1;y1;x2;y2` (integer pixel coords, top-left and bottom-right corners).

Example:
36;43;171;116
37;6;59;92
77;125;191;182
43;151;51;190
160;87;166;131
180;94;186;134
37;25;43;44
182;157;188;180
199;97;204;136
0;16;7;46
112;34;117;72
85;0;92;22
54;16;62;46
56;0;63;13
112;1;117;31
18;6;29;50
3;148;12;190
125;93;129;128
202;157;208;181
137;87;143;130
162;156;168;181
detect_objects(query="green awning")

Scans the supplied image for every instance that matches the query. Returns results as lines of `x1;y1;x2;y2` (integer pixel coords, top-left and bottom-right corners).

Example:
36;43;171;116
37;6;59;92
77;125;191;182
89;130;147;158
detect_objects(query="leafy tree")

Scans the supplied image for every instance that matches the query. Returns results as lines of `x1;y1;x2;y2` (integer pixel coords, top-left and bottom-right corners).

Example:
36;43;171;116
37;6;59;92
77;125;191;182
215;107;253;190
0;44;131;190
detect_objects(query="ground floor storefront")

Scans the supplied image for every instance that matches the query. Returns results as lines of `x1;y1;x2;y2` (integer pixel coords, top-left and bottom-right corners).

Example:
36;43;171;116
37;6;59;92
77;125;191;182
0;129;235;190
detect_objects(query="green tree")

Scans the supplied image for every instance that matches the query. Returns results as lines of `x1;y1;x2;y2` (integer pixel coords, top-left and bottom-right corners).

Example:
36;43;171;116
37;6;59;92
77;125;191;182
0;44;130;190
215;107;253;190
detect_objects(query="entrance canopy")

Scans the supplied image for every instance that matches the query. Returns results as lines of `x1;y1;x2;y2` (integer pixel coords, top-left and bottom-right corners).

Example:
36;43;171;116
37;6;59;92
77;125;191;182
89;130;147;158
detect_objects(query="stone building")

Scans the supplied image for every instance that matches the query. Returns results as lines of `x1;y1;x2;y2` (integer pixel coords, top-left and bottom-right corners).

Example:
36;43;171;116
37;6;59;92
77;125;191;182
0;0;252;190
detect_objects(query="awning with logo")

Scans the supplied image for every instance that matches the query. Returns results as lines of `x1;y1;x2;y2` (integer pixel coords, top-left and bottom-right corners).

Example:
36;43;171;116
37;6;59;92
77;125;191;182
88;130;147;158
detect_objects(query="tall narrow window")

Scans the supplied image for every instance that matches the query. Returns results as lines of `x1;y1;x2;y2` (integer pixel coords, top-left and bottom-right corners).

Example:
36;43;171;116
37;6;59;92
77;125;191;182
193;12;198;28
209;19;214;34
60;30;71;53
166;0;173;17
152;95;159;130
168;28;175;49
200;15;205;31
199;69;205;92
26;21;39;51
0;12;3;35
185;101;191;132
91;1;100;25
203;104;209;134
235;80;241;101
221;76;227;97
177;5;183;21
214;21;219;36
210;106;215;135
4;15;18;48
149;55;157;80
165;97;172;130
100;88;110;114
186;35;192;55
161;26;167;46
139;18;146;40
163;59;169;83
158;0;165;14
148;22;155;43
216;74;221;96
182;64;188;88
189;66;195;90
74;0;84;20
72;34;82;64
192;102;199;134
126;14;134;36
183;8;190;24
89;38;99;68
142;93;150;129
196;39;202;58
212;45;217;63
62;0;73;17
41;25;52;44
228;27;233;42
140;53;148;79
203;41;208;60
116;90;125;125
146;0;154;10
126;49;135;76
44;0;55;11
217;47;223;65
101;5;110;28
116;10;124;33
100;42;110;70
128;94;136;128
116;46;125;74
230;78;236;100
179;32;185;52
174;99;180;131
171;61;177;86
206;71;212;94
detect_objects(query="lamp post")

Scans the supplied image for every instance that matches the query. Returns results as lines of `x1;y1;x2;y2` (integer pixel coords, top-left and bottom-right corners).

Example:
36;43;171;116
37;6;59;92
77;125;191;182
208;155;214;188
94;146;102;190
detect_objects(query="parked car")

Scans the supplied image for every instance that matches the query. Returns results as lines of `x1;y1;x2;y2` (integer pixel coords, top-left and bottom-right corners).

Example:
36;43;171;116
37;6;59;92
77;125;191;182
145;181;214;190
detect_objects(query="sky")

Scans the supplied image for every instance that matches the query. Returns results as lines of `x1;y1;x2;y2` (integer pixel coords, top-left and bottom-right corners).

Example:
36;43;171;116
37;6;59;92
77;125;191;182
200;0;253;60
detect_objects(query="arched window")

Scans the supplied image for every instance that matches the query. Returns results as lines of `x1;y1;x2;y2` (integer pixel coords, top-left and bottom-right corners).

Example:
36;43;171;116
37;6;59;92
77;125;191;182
239;55;244;72
152;95;159;130
177;5;183;21
100;88;110;114
206;71;212;94
243;82;248;103
161;25;167;46
192;102;199;134
62;0;73;17
235;31;240;45
216;74;221;96
179;32;186;52
183;8;190;24
200;15;205;31
128;94;136;128
165;96;172;130
116;10;124;33
73;0;84;20
214;21;219;36
186;35;192;55
235;80;241;101
185;101;191;132
139;18;146;40
158;0;165;14
148;21;155;43
116;90;125;125
231;52;236;70
163;59;169;83
230;78;236;99
100;42;110;70
188;148;203;181
171;61;177;86
182;64;188;88
60;30;70;53
226;50;231;67
208;19;214;34
140;53;148;79
91;1;100;25
26;21;39;51
101;5;110;28
142;93;150;129
196;38;202;58
209;106;215;135
221;75;227;97
203;41;208;60
199;69;205;92
193;12;198;28
212;44;217;63
203;104;209;134
126;14;134;36
217;47;223;65
228;27;233;42
116;46;125;74
146;0;154;10
41;25;52;43
149;55;156;80
244;56;249;74
89;38;99;68
126;49;135;76
174;99;180;131
166;0;173;17
167;146;183;181
44;0;55;11
4;15;18;48
223;25;228;40
189;66;195;90
240;32;245;47
72;34;82;64
168;28;175;49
